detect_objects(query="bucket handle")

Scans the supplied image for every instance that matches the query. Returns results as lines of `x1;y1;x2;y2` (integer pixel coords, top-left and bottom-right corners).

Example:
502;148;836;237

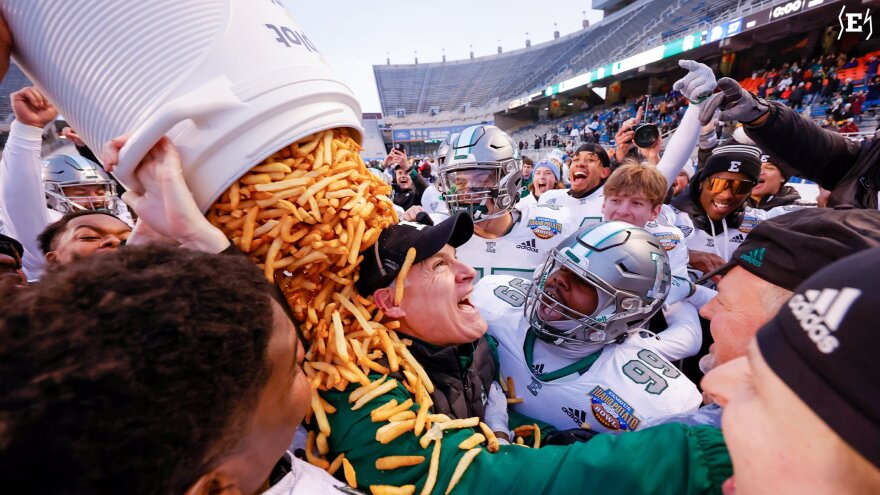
115;76;245;191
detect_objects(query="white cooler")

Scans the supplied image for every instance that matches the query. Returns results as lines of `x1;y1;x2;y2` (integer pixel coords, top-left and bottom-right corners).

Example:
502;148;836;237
2;0;363;211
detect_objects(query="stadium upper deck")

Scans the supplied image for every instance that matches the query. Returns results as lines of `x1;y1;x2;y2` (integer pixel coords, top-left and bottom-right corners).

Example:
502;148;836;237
374;0;758;118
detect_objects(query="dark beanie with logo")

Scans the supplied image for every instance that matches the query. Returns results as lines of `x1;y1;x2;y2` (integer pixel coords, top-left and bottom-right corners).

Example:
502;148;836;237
700;144;761;183
698;208;880;290
756;247;880;468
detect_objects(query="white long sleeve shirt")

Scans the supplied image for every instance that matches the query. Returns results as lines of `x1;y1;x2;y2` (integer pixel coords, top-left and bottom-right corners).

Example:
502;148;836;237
0;121;60;281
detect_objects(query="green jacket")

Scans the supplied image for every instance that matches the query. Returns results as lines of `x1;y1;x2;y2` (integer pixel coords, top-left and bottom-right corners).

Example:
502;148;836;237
323;378;731;495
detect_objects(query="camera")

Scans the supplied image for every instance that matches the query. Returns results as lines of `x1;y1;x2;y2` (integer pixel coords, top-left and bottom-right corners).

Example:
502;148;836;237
394;143;406;152
632;122;660;148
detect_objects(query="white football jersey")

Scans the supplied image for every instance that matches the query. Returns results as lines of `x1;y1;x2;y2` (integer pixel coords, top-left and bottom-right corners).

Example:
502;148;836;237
644;221;689;280
540;187;604;229
456;203;575;280
420;185;448;215
474;275;702;432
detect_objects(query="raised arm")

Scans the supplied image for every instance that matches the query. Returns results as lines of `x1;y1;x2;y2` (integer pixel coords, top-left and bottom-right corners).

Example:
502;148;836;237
0;88;59;280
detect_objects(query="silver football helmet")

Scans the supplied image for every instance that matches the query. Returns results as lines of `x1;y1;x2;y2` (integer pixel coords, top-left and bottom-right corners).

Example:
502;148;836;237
436;132;458;167
42;154;120;214
438;125;521;222
526;221;671;350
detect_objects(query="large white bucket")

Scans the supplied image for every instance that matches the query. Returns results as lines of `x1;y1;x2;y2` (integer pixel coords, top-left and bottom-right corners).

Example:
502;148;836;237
2;0;363;211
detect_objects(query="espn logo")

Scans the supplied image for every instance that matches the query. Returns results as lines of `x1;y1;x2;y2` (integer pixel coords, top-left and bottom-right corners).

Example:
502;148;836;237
787;287;861;354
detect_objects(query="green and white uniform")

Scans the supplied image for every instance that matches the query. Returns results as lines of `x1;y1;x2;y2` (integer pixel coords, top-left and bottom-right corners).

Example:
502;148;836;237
322;374;731;495
540;187;604;228
456;202;575;280
473;275;703;432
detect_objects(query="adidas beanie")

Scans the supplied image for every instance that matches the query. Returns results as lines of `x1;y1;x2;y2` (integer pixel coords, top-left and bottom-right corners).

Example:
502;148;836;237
707;208;880;291
756;248;880;467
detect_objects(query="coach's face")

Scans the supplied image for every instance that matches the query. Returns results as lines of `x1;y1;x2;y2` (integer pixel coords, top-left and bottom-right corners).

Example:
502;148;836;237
379;244;486;346
699;267;774;371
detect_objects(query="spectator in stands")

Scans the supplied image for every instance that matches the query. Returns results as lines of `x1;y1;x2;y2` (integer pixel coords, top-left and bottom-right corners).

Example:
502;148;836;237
0;232;27;288
756;80;768;99
866;55;880;84
842;78;855;100
699;73;880;208
702;249;880;495
392;164;426;210
788;82;806;109
519;156;533;199
0;244;349;495
866;77;880;103
747;154;800;210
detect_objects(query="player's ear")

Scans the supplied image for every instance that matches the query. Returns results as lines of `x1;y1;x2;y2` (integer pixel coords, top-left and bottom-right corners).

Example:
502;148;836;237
374;287;406;319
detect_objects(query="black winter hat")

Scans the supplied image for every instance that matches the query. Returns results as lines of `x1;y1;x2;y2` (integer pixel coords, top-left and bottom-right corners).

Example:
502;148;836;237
701;144;761;183
757;247;880;468
698;208;880;290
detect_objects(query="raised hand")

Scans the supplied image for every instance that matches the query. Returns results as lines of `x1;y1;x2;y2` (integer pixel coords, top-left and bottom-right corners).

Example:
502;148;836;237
11;87;57;128
698;77;770;126
673;60;717;104
103;135;229;253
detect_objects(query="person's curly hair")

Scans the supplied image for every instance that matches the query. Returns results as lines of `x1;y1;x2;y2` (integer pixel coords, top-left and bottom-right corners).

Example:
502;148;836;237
0;245;277;494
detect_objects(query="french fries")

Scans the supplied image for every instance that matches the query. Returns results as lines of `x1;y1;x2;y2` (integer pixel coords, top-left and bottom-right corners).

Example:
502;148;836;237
375;455;425;471
419;439;442;495
394;247;417;306
532;423;541;449
445;448;482;495
478;422;501;453
342;457;357;488
458;433;486;450
376;419;416;444
371;486;416;495
207;129;486;494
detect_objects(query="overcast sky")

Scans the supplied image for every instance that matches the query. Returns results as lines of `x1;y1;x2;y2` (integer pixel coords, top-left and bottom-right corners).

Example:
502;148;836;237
283;1;604;113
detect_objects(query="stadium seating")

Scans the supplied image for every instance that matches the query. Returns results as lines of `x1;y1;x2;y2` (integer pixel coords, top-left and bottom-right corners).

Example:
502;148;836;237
374;0;757;119
0;61;34;123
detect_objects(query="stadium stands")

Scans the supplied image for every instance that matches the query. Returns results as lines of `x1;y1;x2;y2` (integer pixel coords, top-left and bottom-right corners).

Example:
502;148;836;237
374;0;765;120
0;61;33;125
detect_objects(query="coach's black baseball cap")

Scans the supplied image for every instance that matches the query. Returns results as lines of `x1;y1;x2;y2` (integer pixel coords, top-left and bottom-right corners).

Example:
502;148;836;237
697;208;880;290
756;248;880;467
355;212;473;296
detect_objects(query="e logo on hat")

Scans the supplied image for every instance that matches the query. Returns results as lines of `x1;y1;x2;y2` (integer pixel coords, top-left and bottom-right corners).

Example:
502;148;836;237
729;161;741;173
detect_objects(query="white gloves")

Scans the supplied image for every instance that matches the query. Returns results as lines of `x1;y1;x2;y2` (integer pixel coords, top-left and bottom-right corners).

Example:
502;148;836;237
483;381;510;437
673;60;717;105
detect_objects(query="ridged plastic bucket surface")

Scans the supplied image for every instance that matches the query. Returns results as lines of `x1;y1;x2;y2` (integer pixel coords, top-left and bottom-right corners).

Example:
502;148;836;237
3;0;363;210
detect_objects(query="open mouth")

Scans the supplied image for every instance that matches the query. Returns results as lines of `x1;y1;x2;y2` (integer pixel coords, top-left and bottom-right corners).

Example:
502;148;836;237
457;291;476;312
572;171;588;181
711;200;735;214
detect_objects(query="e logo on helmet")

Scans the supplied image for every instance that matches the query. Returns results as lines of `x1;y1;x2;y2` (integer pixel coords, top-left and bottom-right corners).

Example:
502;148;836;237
728;161;741;173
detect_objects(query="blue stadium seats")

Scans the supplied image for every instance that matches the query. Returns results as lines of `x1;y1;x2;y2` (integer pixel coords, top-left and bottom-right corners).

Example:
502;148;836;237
375;0;741;118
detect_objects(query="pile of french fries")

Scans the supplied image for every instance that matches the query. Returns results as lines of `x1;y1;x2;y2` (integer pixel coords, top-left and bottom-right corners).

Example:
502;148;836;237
207;128;529;495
